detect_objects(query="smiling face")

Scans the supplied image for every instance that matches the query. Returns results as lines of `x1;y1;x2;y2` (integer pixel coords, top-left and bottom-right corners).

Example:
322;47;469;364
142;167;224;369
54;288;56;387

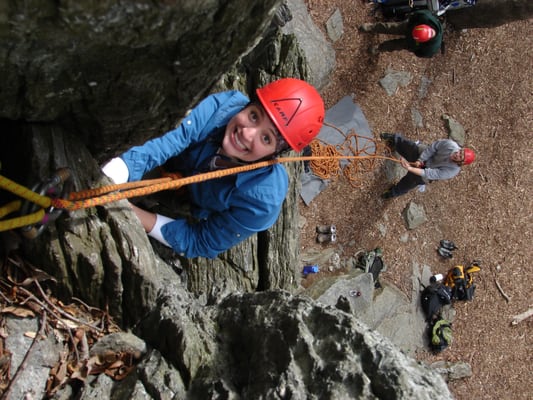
450;149;465;165
220;103;280;162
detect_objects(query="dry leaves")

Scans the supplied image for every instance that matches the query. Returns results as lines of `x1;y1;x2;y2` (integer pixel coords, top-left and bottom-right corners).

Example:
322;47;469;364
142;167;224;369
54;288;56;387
0;253;132;398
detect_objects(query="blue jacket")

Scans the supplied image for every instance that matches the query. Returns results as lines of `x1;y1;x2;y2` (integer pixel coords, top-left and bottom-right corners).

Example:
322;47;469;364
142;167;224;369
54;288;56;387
120;91;289;259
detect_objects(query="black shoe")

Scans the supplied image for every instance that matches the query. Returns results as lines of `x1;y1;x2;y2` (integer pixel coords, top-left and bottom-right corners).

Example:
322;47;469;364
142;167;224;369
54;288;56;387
380;133;396;148
381;189;395;199
367;45;379;55
380;133;396;141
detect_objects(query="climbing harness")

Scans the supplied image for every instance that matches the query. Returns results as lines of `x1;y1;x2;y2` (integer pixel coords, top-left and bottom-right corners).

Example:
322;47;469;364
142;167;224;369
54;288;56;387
0;133;400;238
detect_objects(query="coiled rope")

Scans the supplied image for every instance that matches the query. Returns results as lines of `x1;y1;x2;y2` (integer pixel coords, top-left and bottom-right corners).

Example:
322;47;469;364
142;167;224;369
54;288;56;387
308;123;389;187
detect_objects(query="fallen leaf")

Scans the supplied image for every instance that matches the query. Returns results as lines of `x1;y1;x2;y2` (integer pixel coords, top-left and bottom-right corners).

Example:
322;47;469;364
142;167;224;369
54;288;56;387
1;306;35;318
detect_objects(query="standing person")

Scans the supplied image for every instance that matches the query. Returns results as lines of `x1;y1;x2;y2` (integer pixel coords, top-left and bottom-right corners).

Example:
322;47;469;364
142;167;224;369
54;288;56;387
380;133;475;199
102;78;324;259
359;9;443;58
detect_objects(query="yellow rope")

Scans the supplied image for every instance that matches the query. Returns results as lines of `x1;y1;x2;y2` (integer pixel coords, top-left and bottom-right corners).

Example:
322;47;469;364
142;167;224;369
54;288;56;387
0;200;21;219
0;209;46;231
0;175;52;209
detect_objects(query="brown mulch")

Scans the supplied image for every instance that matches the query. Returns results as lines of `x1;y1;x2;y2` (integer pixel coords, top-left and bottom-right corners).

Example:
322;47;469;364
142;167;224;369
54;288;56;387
301;1;532;399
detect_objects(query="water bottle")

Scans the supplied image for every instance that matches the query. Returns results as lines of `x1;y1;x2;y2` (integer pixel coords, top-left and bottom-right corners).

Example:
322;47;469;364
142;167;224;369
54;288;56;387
303;265;319;275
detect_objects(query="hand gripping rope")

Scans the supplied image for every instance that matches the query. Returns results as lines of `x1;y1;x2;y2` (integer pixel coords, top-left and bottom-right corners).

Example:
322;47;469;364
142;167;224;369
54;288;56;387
0;133;399;238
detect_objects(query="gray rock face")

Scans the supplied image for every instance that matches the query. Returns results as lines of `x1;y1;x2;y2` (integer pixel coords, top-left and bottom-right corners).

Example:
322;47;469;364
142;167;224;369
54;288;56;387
281;0;336;89
189;290;452;399
0;0;282;160
46;290;454;399
379;70;413;96
403;202;428;230
3;317;64;400
443;114;466;146
4;289;453;399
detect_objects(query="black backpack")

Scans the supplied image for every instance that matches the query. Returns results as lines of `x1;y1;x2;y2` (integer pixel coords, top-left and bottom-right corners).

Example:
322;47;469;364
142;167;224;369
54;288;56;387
452;278;476;301
420;282;452;322
356;248;386;288
428;318;453;353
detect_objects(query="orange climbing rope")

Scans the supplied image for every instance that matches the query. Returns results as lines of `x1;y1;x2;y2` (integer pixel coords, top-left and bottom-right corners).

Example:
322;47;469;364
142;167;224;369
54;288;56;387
0;129;398;235
52;154;396;211
308;123;389;187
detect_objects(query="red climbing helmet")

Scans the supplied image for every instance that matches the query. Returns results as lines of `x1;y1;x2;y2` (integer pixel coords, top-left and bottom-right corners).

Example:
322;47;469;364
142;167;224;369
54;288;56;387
256;78;325;152
463;148;475;165
412;24;436;43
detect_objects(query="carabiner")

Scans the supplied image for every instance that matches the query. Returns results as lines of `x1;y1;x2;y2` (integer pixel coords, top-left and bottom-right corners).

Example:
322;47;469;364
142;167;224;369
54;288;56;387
19;168;71;239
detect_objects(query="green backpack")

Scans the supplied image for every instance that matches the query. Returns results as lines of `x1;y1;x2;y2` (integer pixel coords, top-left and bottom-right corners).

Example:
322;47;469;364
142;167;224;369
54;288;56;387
429;318;453;352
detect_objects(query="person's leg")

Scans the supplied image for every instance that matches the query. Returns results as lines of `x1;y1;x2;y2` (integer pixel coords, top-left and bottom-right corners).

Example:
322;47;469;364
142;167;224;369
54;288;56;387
381;134;425;198
377;38;409;53
380;133;421;159
394;135;423;162
390;172;425;197
360;20;409;35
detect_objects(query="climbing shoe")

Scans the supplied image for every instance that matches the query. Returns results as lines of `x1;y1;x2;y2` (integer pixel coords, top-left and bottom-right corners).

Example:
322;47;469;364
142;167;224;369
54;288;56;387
380;133;395;141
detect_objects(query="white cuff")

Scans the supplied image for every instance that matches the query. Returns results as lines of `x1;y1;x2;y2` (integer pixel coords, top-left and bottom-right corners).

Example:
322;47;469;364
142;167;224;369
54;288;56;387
147;214;173;248
102;157;129;184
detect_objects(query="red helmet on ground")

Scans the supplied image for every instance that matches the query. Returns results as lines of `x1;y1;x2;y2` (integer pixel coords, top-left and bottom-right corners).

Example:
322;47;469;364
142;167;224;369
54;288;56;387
256;78;325;152
412;24;436;43
463;148;475;165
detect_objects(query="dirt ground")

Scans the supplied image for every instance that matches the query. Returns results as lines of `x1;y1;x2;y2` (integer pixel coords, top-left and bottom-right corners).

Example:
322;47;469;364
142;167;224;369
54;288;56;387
300;2;532;399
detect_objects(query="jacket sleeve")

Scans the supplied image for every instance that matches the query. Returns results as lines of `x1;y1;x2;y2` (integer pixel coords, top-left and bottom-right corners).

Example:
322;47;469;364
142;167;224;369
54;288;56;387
161;166;289;259
119;91;244;181
422;165;460;181
419;140;461;181
418;140;441;163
